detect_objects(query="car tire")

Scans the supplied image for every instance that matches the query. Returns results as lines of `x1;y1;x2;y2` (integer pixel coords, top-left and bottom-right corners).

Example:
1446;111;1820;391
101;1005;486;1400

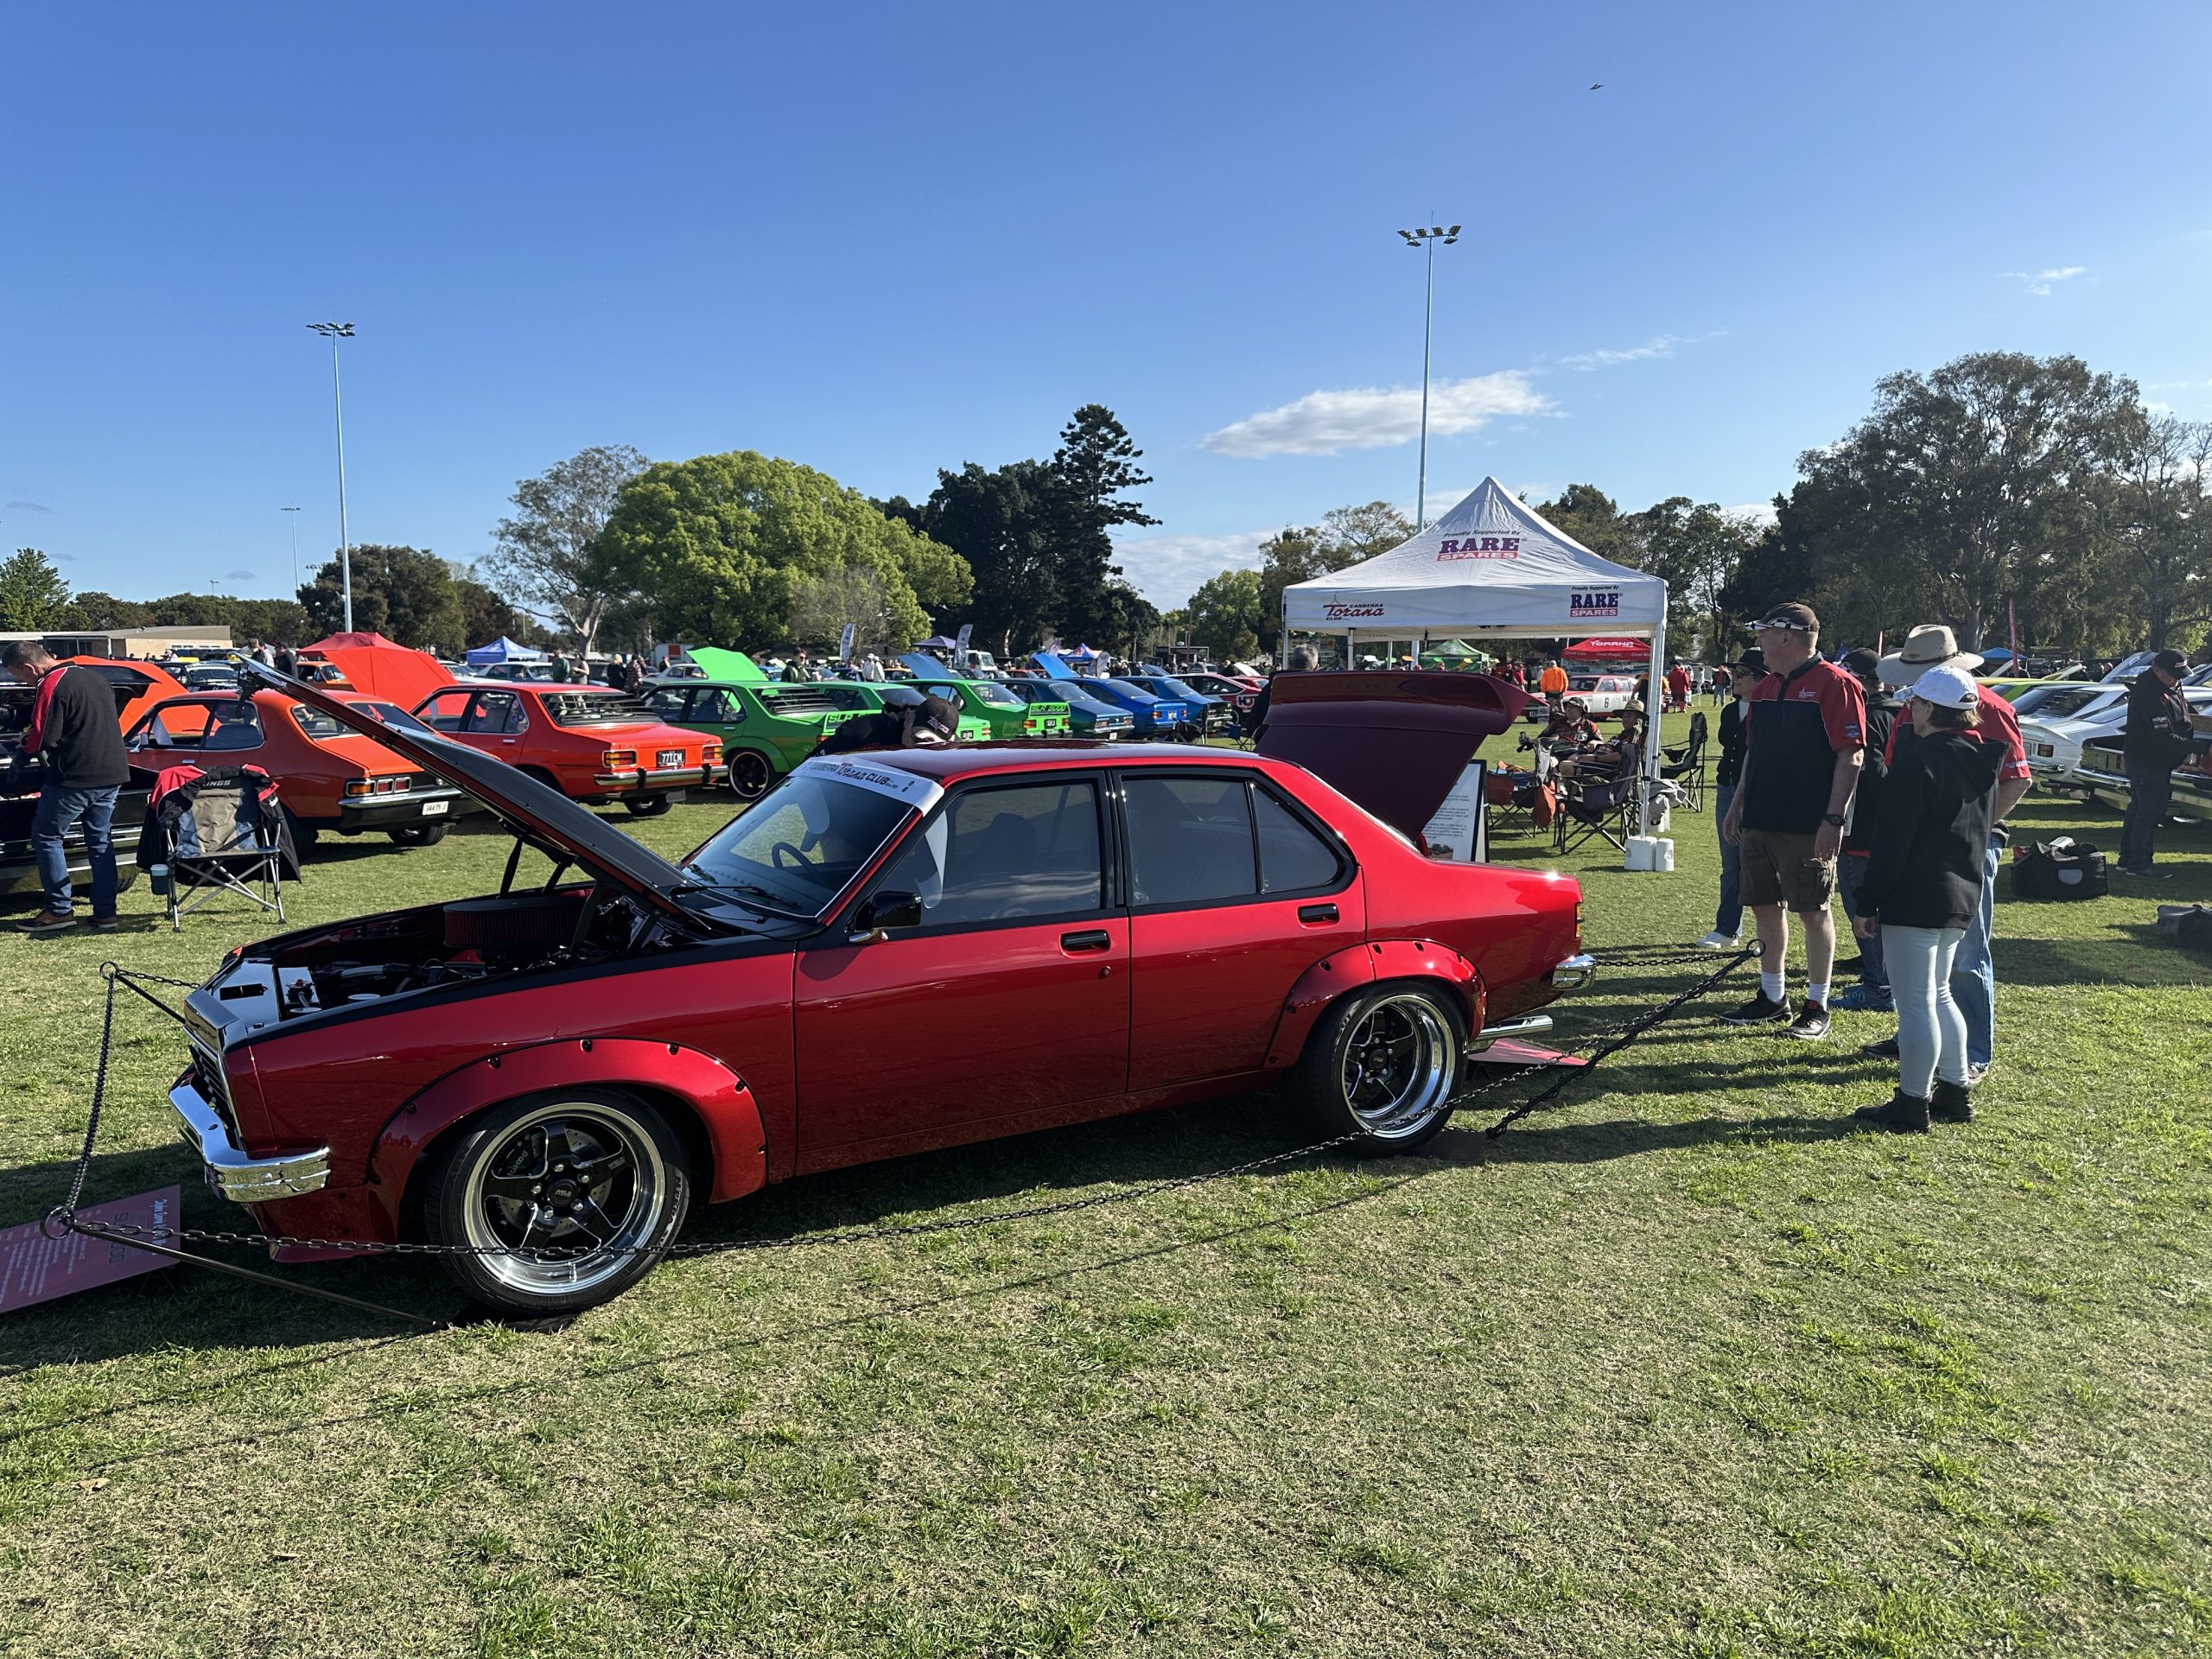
388;823;449;847
421;1087;692;1317
728;750;774;801
1292;982;1462;1154
623;794;672;817
285;810;321;853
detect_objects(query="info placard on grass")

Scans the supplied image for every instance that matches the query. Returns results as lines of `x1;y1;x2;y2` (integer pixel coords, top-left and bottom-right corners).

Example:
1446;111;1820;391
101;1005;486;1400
0;1185;181;1316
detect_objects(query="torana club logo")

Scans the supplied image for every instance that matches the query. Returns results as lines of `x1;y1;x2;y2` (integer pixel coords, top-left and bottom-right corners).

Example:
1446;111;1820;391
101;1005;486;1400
1436;535;1520;562
1570;589;1621;619
1321;603;1387;620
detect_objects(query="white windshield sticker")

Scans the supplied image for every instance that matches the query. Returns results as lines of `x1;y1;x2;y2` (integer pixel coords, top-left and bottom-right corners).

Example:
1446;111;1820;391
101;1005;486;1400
797;755;945;812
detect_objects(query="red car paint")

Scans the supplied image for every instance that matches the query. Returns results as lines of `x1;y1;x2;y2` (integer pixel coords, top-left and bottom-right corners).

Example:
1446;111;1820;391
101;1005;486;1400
414;682;724;804
185;741;1582;1268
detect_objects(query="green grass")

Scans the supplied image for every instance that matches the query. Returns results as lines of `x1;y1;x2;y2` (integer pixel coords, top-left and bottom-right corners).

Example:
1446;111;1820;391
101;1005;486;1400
3;716;2209;1658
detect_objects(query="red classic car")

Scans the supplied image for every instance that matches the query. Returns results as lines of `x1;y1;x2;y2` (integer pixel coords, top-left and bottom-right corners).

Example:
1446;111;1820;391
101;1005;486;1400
124;689;480;847
162;669;1587;1315
414;682;724;816
69;656;189;730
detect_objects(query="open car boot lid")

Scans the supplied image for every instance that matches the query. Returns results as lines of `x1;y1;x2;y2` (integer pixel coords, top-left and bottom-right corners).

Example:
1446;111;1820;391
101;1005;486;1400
1253;671;1532;841
243;664;704;926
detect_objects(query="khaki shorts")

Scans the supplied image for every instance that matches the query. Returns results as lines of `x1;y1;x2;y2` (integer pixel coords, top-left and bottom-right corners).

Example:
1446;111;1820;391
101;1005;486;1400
1739;827;1835;911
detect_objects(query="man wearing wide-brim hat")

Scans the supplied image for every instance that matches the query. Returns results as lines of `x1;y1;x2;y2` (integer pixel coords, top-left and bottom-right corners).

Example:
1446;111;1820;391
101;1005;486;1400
1866;625;2033;1084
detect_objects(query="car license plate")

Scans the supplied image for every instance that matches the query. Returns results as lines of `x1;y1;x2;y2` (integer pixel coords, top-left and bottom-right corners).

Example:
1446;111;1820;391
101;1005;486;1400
657;748;683;768
421;799;448;816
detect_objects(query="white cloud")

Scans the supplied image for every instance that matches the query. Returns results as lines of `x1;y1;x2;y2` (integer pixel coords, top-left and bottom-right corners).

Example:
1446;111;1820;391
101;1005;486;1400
1560;334;1689;370
1725;501;1778;528
1112;528;1273;609
1201;371;1548;459
2009;265;2085;296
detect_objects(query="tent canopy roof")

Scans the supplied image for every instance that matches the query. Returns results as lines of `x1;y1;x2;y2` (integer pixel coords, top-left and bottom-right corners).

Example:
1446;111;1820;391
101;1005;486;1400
463;635;546;664
1282;478;1666;637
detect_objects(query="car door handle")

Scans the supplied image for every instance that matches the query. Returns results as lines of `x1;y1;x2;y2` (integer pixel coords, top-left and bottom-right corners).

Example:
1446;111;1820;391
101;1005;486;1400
1298;903;1338;924
1060;929;1113;952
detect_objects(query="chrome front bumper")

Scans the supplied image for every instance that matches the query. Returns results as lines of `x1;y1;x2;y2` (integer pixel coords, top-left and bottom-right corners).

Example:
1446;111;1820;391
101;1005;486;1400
168;1079;331;1204
1551;953;1598;992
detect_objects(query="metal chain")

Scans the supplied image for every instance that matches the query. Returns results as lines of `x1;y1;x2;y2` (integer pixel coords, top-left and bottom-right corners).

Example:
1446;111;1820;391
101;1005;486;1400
48;947;1751;1268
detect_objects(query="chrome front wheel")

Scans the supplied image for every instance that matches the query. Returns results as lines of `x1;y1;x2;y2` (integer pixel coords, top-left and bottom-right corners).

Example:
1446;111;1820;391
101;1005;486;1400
425;1089;690;1315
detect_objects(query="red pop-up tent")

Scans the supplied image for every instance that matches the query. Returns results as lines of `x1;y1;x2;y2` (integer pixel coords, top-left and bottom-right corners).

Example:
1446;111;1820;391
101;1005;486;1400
1561;636;1650;665
299;632;454;709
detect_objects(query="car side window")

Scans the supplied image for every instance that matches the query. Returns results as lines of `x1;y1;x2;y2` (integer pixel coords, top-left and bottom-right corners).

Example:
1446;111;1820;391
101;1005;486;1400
200;703;265;753
645;687;692;721
695;688;745;723
1124;776;1257;906
874;780;1103;928
421;691;471;732
464;691;526;734
1254;787;1343;892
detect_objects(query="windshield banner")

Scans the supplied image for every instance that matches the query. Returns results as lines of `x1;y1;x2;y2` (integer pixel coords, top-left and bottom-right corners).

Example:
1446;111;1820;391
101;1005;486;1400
797;755;945;813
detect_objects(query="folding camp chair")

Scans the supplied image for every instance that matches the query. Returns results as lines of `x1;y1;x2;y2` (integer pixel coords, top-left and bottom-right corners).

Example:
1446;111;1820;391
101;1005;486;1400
1661;711;1709;812
1554;770;1637;855
158;771;290;931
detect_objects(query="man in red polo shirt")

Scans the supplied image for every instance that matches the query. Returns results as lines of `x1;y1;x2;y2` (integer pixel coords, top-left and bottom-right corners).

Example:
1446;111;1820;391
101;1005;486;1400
1866;626;2032;1083
1720;602;1866;1039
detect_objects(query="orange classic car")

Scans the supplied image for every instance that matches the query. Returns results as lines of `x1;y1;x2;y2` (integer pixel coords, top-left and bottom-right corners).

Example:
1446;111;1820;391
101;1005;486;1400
124;689;480;847
412;682;723;815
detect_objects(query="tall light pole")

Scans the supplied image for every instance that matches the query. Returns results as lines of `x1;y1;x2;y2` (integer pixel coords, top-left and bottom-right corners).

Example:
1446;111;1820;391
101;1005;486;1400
1395;224;1459;531
307;322;356;631
281;505;301;594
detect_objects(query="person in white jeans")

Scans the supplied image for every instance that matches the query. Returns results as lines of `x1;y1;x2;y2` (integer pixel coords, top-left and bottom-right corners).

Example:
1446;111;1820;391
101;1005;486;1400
1849;664;2005;1133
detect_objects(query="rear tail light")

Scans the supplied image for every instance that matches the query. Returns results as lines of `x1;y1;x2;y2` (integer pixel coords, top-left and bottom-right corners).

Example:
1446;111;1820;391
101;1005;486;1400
702;742;722;764
601;748;638;768
342;776;408;798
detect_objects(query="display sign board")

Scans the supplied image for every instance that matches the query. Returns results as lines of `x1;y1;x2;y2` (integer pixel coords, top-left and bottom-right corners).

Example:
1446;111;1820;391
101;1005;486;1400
1420;761;1489;862
0;1185;181;1316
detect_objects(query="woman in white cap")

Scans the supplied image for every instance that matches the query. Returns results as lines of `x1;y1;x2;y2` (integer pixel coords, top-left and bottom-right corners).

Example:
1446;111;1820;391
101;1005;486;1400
1846;663;2006;1132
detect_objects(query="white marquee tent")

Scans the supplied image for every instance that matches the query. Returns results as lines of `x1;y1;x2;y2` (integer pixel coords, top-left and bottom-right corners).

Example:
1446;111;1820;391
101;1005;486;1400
1281;477;1674;830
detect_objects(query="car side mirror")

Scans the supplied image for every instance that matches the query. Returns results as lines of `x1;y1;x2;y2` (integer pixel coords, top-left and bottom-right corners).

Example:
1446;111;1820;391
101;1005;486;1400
849;890;922;944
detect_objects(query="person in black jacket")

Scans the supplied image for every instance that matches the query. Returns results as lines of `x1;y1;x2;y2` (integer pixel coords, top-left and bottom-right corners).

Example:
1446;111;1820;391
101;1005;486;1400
1697;650;1763;947
1847;664;2005;1132
1834;648;1902;1011
2117;649;2193;877
3;641;131;933
813;688;962;754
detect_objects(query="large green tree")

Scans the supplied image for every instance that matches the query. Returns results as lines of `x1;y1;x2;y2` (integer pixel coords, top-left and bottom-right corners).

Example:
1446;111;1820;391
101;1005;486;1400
454;572;554;652
596;451;969;650
2107;414;2212;652
486;444;649;657
1043;405;1157;644
1185;566;1264;662
899;460;1060;653
59;591;155;631
143;593;314;644
0;549;70;630
1627;498;1764;662
297;544;467;655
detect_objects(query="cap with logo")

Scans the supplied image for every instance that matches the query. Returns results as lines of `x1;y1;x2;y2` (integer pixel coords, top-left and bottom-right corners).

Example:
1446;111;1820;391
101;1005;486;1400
1908;663;1980;710
2152;649;2189;677
1751;602;1819;634
1876;625;1980;688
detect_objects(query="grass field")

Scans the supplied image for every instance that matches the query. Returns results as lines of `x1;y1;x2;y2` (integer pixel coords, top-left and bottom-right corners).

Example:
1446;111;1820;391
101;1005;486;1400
3;713;2209;1658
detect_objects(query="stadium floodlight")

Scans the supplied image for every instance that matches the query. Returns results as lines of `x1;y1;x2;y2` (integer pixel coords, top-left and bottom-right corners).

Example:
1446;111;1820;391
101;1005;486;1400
1397;226;1459;531
307;323;356;628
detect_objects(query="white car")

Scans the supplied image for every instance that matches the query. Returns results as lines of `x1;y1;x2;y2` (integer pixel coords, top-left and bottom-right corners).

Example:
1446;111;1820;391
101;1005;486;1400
2028;685;2212;796
1565;672;1640;714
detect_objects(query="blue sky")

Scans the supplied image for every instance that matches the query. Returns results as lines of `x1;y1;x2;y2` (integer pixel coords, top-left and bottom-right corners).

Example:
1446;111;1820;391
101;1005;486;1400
6;1;2209;613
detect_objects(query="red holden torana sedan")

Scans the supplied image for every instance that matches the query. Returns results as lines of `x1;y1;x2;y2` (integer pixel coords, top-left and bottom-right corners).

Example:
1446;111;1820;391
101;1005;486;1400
413;681;724;816
164;671;1588;1315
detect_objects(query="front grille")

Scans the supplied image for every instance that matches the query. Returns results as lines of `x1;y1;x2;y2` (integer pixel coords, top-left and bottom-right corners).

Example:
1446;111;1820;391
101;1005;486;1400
188;1040;239;1138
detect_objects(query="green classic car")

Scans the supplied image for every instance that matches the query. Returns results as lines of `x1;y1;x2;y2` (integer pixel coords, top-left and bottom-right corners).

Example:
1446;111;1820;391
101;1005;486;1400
643;677;861;799
899;653;1070;738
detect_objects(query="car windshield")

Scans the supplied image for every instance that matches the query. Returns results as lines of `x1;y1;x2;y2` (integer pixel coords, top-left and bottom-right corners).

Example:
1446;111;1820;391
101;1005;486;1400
682;773;915;916
2037;688;2108;720
539;691;647;728
966;681;1023;709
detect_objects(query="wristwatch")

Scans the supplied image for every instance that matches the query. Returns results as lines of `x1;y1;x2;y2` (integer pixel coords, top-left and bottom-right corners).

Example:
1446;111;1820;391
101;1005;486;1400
1821;812;1846;827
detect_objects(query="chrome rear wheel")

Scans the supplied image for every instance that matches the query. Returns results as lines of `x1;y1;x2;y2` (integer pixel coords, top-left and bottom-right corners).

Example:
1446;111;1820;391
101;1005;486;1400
1294;985;1461;1151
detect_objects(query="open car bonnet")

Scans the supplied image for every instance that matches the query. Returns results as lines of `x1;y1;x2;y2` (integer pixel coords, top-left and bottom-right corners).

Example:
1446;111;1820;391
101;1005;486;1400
1253;671;1532;840
247;664;704;925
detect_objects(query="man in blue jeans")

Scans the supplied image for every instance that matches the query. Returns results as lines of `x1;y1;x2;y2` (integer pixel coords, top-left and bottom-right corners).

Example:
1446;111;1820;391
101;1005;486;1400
1698;651;1761;948
4;640;130;934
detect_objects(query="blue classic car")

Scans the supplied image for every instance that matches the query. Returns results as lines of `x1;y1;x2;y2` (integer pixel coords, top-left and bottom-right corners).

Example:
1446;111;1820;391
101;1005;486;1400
1124;669;1233;737
1031;652;1188;738
1001;676;1134;738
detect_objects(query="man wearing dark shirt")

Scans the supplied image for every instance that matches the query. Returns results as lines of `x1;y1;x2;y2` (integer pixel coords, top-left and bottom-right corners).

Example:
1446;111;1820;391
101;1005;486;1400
3;641;131;933
1721;605;1866;1039
2118;649;2194;877
1697;649;1763;948
1834;648;1902;1011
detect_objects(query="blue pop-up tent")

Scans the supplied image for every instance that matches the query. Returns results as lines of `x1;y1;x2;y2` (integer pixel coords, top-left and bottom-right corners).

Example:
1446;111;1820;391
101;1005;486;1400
464;636;547;666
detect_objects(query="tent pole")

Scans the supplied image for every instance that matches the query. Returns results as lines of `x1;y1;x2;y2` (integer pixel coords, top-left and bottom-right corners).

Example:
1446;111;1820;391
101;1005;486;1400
1642;607;1668;837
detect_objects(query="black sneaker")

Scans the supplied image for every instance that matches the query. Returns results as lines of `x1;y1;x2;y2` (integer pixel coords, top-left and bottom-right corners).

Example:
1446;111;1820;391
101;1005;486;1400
1785;1000;1831;1040
19;911;78;936
1929;1078;1975;1122
1853;1090;1930;1133
1722;993;1790;1026
1861;1034;1900;1060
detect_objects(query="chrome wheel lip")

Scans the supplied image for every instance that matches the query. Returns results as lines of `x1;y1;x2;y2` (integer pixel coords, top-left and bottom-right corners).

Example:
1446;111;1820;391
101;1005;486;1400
459;1102;669;1296
731;751;772;794
1338;994;1456;1140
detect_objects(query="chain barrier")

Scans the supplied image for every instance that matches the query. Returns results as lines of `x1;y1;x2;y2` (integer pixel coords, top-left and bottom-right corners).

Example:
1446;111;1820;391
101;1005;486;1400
44;947;1753;1325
